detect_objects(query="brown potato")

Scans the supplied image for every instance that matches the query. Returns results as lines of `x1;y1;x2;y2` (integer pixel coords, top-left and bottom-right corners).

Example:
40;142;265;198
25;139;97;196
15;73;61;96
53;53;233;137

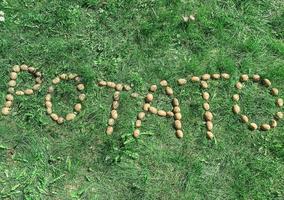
211;74;220;79
107;82;116;88
249;123;258;130
271;88;279;96
240;74;249;82
143;103;150;111
66;113;76;121
202;92;210;101
108;118;115;126
263;79;271;87
8;80;16;87
112;101;119;109
98;80;107;86
176;130;183;138
177;79;187;85
106;126;114;135
113;91;120;101
172;98;179;106
123;85;132;91
241;115;249;123
150;85;157;92
174;113;182;120
51;113;59;121
135;120;142;128
275;112;283;120
12;65;21;72
173;106;181;113
115;84;123;91
20;64;28;71
16;91;24;96
160;80;168;87
206;121;213;131
203;103;210;111
157;110;167;117
24;89;33;95
191;76;200;82
79;94;86;101
235;82;243;90
6;94;14;101
276;98;283;107
149;107;158;114
57;117;64;124
174;120;182;130
74;103;82;112
45;94;52;101
233;105;241;114
77;84;85;91
146;93;153;102
207;131;214;140
46;108;52;115
59;74;68;80
167;111;174;117
5;101;12;107
270;120;277;128
221;73;230;79
111;110;118;119
252;74;260;82
133;129;140;138
200;81;208;89
260;124;270;131
165;87;173;96
131;93;139;98
32;84;41;91
204;111;213;121
45;101;52;108
137;112;146;120
10;72;17;80
232;94;240;101
48;86;54;93
28;67;36;73
201;74;210;81
8;87;15;94
52;77;60;84
1;107;10;115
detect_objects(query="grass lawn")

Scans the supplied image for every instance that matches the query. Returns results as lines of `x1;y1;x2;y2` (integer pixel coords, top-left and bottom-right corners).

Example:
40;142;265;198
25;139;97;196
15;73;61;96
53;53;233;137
0;0;284;199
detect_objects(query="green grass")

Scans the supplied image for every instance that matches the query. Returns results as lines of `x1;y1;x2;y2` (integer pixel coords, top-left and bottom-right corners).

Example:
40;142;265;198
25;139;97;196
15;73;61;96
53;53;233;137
0;0;284;199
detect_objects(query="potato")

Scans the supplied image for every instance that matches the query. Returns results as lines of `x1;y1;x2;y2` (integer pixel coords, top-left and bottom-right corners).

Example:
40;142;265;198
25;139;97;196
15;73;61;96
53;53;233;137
45;94;52;101
146;93;153;102
174;120;182;130
57;117;64;124
135;120;142;128
150;85;157;92
107;82;116;88
270;120;277;128
35;72;42;77
8;87;14;94
138;112;146;120
202;92;210;101
32;84;41;91
177;79;187;85
28;67;36;73
123;85;132;91
8;80;16;87
173;106;181;113
12;65;20;73
204;111;213;121
241;115;249;123
203;102;210;111
79;94;86;101
20;64;28;71
45;101;52;108
66;113;76;121
143;103;150;111
191;76;200;82
167;111;174;117
165;87;173;96
172;98;179;106
221;73;230;79
174;113;182;120
207;131;214;140
68;73;78;79
253;74;260;82
263;79;271;87
157;110;167;117
235;82;243;90
115;84;123;91
249;123;258;130
111;110;118;119
77;84;85;91
176;130;183;138
131;93;139;98
51;113;59;121
133;129;140;138
108;118;115;126
160;80;168;87
16;91;24;96
201;74;210;81
10;72;17;80
48;86;54;93
275;112;283;120
276;98;283;107
46;108;52;114
113;91;120;101
98;80;107;86
240;74;249;82
232;94;240;101
5;101;12;107
200;81;208;89
260;124;270;131
112;101;119;109
233;105;241;114
59;74;68;80
52;77;60;84
6;94;14;101
149;107;158;114
74;103;82;112
24;89;33;95
271;88;279;96
211;74;220;79
106;126;113;135
1;107;10;115
35;77;42;84
206;121;213;131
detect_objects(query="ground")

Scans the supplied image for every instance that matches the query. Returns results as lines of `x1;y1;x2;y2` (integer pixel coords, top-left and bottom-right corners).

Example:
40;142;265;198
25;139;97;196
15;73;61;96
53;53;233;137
0;0;284;199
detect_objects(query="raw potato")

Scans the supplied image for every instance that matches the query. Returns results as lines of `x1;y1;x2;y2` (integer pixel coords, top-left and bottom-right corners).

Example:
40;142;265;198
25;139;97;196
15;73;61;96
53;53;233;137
20;64;28;71
13;65;21;73
202;92;210;101
177;79;187;85
74;103;82;112
150;85;157;92
249;123;258;130
66;113;76;121
149;107;158;114
6;94;14;101
68;73;78;79
206;121;213;131
113;91;120;101
191;76;200;82
98;81;107;86
201;74;210;81
77;84;85;91
28;67;35;73
173;106;181;113
221;73;230;79
57;117;64;124
59;74;68;80
167;111;174;117
8;80;16;87
51;113;59;121
135;120;142;128
172;98;179;106
48;86;54;93
133;129;140;138
131;93;139;98
271;88;279;96
275;112;283;120
146;93;153;102
79;94;86;101
16;91;24;96
260;124;270;131
233;105;241;114
32;84;41;91
2;107;10;115
108;118;115;126
176;130;183;138
112;101;119;109
111;110;118;119
160;80;168;87
240;74;249;82
276;98;283;107
107;82;116;88
35;72;42;77
174;120;182;130
211;74;220;79
270;120;277;128
10;72;17;80
24;89;33;95
207;131;214;140
200;81;208;89
204;111;213;121
253;74;260;82
123;85;132;91
232;94;240;101
46;108;52;114
115;84;123;91
263;79;271;87
5;101;12;107
138;112;145;120
203;103;210;111
157;110;167;117
165;87;173;96
45;101;52;108
8;88;14;94
45;94;52;101
143;103;150;111
36;77;42;84
235;82;243;90
52;77;60;84
241;115;249;123
174;113;182;120
106;126;113;135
